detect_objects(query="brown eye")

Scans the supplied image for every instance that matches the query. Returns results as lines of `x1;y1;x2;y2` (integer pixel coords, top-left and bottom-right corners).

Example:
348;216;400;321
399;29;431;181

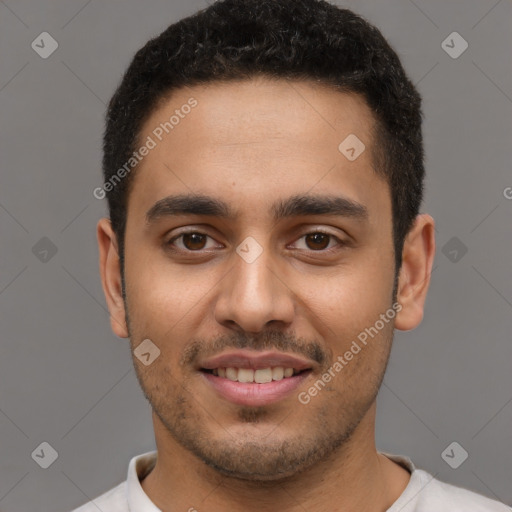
304;233;331;250
181;233;207;250
167;232;216;252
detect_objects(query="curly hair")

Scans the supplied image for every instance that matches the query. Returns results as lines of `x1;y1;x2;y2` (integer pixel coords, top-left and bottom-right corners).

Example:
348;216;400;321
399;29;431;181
102;0;424;275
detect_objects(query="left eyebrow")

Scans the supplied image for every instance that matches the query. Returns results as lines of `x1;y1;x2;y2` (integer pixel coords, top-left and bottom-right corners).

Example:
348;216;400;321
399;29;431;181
272;193;368;221
145;193;369;224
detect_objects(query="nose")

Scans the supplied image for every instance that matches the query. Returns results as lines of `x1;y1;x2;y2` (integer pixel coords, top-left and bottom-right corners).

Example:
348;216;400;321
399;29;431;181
214;244;295;334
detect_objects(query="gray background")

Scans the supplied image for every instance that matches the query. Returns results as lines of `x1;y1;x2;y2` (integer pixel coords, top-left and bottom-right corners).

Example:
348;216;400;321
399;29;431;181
1;0;511;510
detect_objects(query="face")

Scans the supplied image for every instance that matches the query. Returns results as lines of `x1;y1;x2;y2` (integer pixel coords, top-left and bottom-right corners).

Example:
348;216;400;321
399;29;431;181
104;78;404;480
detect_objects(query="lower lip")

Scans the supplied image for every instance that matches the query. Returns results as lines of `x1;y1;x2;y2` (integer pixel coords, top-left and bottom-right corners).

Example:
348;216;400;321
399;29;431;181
201;371;311;406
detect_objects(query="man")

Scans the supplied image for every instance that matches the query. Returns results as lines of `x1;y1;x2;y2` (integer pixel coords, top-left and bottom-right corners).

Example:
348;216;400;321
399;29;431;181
74;0;510;510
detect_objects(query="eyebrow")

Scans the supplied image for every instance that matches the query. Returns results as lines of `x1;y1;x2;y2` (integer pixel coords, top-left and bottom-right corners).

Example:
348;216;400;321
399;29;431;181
145;193;369;224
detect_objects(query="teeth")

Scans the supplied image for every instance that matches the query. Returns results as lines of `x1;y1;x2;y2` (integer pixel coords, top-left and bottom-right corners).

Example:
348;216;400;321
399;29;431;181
237;368;254;383
254;368;272;383
213;367;298;383
272;367;284;380
226;367;238;381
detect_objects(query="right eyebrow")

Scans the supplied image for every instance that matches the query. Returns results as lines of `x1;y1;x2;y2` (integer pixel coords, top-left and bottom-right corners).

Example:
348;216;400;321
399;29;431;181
145;194;233;224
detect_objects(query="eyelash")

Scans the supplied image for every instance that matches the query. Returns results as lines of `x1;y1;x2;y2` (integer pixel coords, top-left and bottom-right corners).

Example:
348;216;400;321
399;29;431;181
165;229;346;255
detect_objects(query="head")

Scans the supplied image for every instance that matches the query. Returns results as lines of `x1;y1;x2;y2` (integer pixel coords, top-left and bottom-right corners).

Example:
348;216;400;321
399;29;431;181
98;0;435;480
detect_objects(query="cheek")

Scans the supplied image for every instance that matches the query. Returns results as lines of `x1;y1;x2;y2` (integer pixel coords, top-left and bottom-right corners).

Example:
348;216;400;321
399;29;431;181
292;265;396;386
124;254;231;377
125;249;218;328
299;259;395;340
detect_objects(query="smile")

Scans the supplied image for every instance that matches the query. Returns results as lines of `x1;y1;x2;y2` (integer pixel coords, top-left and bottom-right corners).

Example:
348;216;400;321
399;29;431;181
201;368;312;406
204;366;299;383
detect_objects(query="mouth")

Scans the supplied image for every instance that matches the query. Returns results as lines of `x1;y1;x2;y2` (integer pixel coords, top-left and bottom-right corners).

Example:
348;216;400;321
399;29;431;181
201;366;308;383
198;351;314;406
200;368;312;407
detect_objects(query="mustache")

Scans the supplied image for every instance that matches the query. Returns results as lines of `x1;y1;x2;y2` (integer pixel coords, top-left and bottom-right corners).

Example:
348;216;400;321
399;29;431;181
180;330;329;368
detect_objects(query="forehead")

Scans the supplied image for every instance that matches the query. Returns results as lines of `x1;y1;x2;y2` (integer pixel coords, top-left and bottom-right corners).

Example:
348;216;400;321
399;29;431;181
146;77;376;152
127;78;389;225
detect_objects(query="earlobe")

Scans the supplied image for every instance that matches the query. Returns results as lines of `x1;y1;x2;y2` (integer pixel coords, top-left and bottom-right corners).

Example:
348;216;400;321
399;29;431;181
97;218;130;338
394;214;436;332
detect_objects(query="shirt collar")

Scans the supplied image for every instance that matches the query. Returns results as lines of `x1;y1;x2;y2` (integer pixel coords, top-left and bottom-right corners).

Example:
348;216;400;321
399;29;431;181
126;450;160;511
380;451;416;474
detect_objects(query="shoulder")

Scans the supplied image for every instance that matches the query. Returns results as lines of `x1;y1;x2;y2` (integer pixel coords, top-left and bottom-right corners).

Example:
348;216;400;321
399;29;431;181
68;450;157;512
413;469;510;511
69;481;127;512
381;452;510;512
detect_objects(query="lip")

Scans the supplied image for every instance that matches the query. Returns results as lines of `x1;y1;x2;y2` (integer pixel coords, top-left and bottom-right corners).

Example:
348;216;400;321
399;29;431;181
198;349;314;372
198;350;315;406
201;370;312;406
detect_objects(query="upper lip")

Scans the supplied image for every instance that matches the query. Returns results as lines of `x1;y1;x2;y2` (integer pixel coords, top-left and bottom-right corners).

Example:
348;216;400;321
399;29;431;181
199;350;315;371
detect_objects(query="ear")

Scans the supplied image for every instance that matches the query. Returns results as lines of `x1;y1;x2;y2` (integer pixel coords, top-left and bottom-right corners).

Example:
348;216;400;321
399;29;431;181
97;217;129;338
394;214;436;331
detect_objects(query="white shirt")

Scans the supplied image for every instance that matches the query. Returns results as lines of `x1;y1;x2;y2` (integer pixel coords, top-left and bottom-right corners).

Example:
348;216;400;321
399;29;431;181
70;450;510;511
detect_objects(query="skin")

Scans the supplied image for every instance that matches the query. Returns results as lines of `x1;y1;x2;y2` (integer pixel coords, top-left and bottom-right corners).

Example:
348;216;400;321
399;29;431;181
98;77;435;511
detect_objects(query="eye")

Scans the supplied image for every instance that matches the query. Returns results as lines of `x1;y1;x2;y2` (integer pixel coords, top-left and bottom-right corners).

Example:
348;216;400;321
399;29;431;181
290;231;345;252
165;229;346;254
166;231;220;251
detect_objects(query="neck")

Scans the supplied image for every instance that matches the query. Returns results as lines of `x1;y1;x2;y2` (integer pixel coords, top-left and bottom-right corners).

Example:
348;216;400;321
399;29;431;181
141;404;410;512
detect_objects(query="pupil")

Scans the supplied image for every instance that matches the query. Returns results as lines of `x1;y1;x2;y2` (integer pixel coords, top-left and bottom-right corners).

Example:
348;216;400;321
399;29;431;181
184;233;206;250
307;233;329;250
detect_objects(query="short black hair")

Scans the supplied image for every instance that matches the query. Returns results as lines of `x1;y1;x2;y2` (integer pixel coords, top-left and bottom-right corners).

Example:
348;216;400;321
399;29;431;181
102;0;424;277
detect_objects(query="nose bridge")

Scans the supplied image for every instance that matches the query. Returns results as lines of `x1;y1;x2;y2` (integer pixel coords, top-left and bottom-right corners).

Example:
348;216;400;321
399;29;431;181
214;237;294;332
236;245;275;305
